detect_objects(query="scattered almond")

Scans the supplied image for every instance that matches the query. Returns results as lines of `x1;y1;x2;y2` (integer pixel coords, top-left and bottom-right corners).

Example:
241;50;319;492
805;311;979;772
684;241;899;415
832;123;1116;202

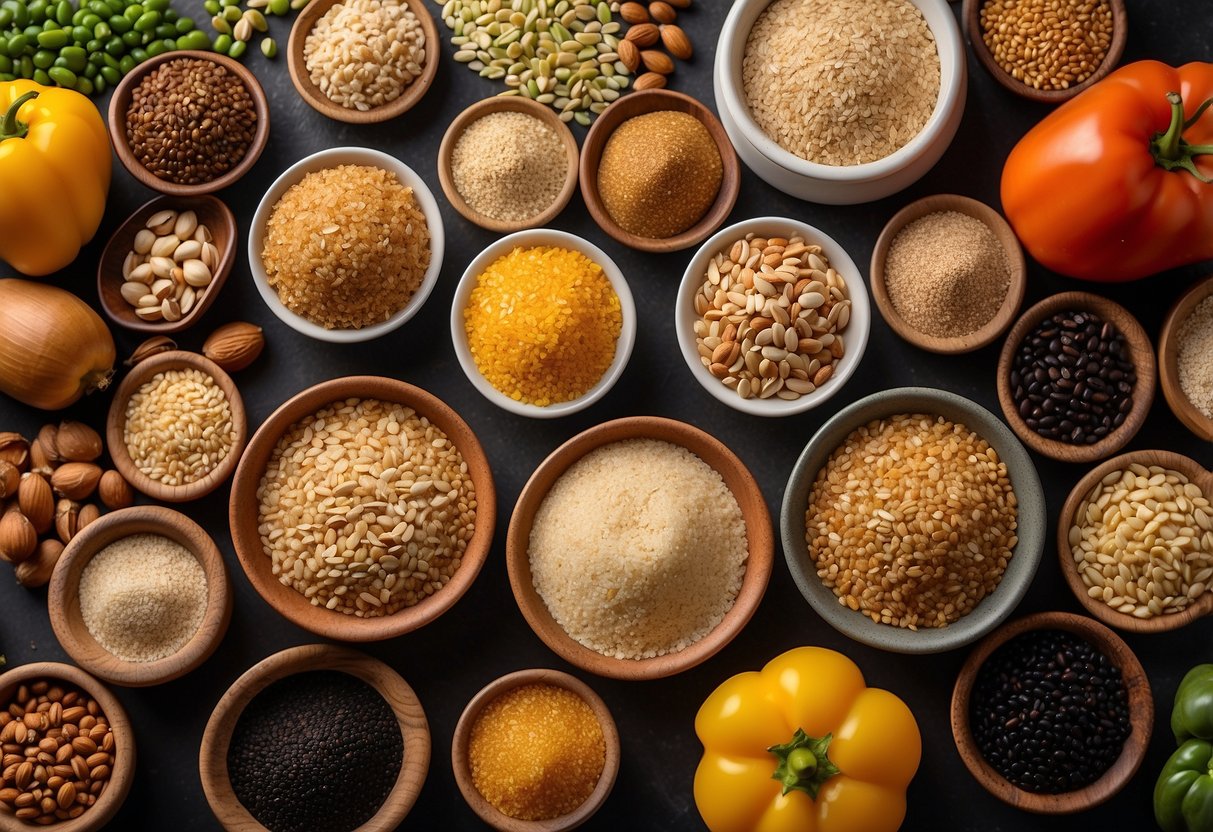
51;463;102;501
0;511;36;564
35;424;59;465
15;539;63;588
617;38;640;72
56;421;102;463
619;0;648;22
77;504;100;532
17;473;53;535
0;460;17;499
660;23;692;59
648;0;676;23
203;322;265;372
634;71;668;90
625;22;659;47
640;49;674;74
55;499;78;545
0;432;29;472
98;471;134;511
125;335;177;367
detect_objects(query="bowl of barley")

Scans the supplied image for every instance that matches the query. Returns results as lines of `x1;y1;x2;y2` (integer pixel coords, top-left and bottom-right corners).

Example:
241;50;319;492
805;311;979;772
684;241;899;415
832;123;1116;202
228;376;496;641
780;386;1046;654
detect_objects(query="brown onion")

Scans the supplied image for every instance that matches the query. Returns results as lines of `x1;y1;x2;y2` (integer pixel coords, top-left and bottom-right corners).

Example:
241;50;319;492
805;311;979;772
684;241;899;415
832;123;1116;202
0;279;115;410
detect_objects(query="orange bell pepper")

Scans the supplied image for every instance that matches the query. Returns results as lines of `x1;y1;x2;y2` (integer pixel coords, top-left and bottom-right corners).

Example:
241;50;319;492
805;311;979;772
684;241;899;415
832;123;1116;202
1001;60;1213;282
694;647;921;832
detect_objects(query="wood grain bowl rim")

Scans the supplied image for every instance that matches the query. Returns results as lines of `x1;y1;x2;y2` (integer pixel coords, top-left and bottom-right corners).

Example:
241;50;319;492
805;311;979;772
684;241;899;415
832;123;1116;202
105;350;248;503
47;506;232;687
995;291;1156;464
227;375;496;642
505;415;774;680
0;662;136;832
450;668;621;832
1056;449;1213;634
1157;274;1213;442
286;0;439;124
950;611;1153;814
961;0;1128;104
107;50;270;196
95;194;237;335
869;193;1026;354
578;89;740;253
198;644;431;831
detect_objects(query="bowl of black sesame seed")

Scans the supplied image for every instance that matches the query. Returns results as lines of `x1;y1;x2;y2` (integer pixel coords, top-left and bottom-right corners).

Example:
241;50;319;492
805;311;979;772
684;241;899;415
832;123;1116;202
950;611;1153;814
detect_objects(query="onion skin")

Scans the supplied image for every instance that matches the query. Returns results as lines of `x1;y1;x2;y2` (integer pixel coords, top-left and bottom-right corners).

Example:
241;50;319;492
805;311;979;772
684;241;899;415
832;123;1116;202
0;279;115;410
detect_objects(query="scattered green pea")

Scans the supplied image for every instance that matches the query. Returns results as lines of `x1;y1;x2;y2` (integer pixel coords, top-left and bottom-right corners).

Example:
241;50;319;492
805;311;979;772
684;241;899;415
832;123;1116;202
203;0;218;13
174;27;206;49
268;0;286;15
211;32;229;52
225;36;242;57
259;35;273;56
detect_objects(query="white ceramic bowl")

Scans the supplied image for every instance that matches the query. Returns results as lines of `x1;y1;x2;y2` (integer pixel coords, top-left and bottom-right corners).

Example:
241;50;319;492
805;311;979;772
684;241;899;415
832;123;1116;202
675;217;871;417
450;229;637;419
713;0;967;204
248;147;445;343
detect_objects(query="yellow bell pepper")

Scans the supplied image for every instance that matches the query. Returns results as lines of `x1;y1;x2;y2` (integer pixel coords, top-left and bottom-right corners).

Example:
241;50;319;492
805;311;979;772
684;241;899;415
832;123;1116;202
694;647;921;832
0;80;110;277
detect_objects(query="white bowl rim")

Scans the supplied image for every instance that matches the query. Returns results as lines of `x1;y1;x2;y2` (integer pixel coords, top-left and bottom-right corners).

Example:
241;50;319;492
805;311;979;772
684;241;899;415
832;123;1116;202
674;216;871;416
247;146;446;343
715;0;966;182
449;228;638;419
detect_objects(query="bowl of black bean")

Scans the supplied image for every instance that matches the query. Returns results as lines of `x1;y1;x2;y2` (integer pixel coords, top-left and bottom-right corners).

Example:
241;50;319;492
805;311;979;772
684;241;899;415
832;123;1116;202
950;611;1153;814
996;292;1156;464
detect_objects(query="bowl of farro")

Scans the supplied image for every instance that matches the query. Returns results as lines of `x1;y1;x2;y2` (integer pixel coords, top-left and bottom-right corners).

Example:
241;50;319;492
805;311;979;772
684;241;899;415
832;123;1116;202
713;0;967;204
779;387;1046;654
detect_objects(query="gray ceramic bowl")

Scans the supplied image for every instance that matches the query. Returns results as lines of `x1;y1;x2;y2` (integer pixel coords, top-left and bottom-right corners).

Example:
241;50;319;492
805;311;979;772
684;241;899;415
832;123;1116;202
780;387;1045;654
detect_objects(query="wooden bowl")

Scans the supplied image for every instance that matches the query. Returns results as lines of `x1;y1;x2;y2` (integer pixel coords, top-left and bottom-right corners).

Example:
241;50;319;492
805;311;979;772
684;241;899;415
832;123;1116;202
199;644;430;830
105;351;246;503
228;376;496;642
451;668;620;832
951;611;1152;814
579;90;740;253
0;662;135;832
996;292;1155;464
438;97;580;233
287;0;439;123
870;194;1026;354
96;195;237;335
46;506;231;687
962;0;1127;104
506;416;773;680
1158;274;1213;441
108;51;269;196
1057;449;1213;634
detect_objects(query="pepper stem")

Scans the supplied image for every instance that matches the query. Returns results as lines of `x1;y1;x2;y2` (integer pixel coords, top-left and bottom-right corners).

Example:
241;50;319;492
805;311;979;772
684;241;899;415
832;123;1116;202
767;729;842;800
1150;91;1213;184
0;91;38;142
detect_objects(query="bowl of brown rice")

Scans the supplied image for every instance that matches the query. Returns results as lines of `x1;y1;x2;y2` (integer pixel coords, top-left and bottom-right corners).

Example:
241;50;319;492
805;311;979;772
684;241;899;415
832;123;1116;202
713;0;967;204
248;147;444;343
779;387;1046;654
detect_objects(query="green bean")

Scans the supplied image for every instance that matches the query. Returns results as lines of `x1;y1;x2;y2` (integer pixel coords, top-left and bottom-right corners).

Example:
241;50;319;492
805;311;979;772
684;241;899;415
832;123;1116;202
58;1;75;25
222;5;239;22
117;53;132;71
6;34;27;54
46;64;73;84
70;24;89;42
73;74;91;93
175;28;207;49
2;1;27;29
153;21;172;37
173;15;190;32
98;63;117;82
132;10;158;31
120;28;138;45
122;4;141;22
203;0;219;13
104;34;123;54
91;72;103;91
107;13;129;32
226;37;243;57
81;57;94;74
100;50;115;66
59;43;85;69
268;0;287;15
0;54;10;71
144;36;165;54
78;12;99;28
31;47;53;66
211;32;229;52
32;67;49;83
35;27;67;47
0;8;12;26
128;44;145;61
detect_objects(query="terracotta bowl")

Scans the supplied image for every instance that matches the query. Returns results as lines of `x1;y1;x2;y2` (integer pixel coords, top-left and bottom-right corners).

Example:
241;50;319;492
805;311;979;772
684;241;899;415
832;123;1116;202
199;644;430;830
438;96;580;233
1157;273;1213;441
1057;449;1213;634
96;195;237;335
228;376;496;642
951;611;1152;814
0;662;135;832
105;351;247;503
870;194;1026;354
962;0;1127;104
46;506;231;687
451;668;621;831
108;51;269;196
287;0;439;123
996;291;1156;464
506;416;773;680
579;89;740;253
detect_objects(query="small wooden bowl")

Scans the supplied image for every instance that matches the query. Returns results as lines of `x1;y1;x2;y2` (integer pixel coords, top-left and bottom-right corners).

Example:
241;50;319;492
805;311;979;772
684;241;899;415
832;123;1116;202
287;0;439;123
951;611;1152;814
108;51;269;196
105;350;247;503
506;416;773;680
451;669;620;831
1158;274;1213;441
579;90;740;253
438;97;580;233
96;195;237;335
962;0;1127;104
870;194;1026;354
996;292;1155;464
46;506;231;687
1057;450;1213;634
0;662;135;832
199;644;430;830
228;376;496;642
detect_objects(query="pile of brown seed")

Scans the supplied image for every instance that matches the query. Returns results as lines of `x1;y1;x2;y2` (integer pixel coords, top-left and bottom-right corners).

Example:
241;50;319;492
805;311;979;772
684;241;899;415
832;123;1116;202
0;680;116;825
125;57;258;185
979;0;1113;91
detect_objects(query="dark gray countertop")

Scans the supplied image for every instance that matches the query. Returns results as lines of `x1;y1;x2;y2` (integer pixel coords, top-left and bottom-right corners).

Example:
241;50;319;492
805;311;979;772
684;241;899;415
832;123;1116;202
1;1;1211;829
